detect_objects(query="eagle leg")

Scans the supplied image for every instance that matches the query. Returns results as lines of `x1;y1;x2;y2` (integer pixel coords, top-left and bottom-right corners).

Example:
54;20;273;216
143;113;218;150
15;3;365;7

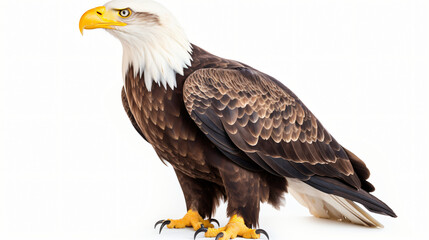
194;215;269;240
155;169;224;234
155;209;215;233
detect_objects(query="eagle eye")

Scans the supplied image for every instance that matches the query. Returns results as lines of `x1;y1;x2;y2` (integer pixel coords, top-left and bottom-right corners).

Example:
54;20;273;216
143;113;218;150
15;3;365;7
119;9;131;18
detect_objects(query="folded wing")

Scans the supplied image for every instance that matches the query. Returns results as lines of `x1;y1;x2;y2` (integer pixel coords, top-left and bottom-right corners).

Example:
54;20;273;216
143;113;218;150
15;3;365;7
183;67;396;219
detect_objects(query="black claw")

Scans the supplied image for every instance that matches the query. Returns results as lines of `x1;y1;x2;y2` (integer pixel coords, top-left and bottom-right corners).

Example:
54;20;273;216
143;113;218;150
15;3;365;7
154;219;164;229
209;218;220;227
256;229;269;240
215;232;224;240
194;227;207;240
159;220;171;234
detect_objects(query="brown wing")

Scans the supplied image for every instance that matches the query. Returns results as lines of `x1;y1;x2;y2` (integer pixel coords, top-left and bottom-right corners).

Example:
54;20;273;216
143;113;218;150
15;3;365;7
183;67;371;190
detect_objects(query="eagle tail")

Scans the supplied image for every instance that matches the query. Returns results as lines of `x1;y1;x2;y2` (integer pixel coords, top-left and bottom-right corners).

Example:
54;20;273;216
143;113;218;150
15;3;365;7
286;177;395;227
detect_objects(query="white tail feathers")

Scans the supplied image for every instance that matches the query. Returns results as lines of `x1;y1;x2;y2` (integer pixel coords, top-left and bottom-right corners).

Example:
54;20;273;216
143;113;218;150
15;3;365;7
286;178;383;228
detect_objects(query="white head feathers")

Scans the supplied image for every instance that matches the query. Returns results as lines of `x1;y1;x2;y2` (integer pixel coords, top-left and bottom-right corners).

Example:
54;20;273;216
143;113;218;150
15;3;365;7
104;0;192;90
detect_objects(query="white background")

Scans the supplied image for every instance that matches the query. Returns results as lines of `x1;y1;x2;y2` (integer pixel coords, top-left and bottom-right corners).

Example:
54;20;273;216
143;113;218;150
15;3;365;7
0;0;428;239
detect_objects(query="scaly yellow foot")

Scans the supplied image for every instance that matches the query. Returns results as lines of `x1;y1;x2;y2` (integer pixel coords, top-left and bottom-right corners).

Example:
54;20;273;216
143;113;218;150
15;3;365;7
194;215;269;240
155;209;218;233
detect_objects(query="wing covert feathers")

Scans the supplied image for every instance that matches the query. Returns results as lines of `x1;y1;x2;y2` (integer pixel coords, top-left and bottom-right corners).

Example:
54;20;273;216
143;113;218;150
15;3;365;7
183;68;361;187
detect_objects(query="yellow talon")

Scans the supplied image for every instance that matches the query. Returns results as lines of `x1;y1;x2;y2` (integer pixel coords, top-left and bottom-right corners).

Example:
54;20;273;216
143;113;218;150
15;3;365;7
204;215;261;240
166;209;214;231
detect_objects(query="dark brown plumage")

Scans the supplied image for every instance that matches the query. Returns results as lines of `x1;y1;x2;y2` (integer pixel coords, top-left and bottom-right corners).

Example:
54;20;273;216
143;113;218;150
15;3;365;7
121;45;396;228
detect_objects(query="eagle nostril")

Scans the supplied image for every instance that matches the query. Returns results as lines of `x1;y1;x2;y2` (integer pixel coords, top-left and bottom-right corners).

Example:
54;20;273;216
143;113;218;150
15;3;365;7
96;11;102;15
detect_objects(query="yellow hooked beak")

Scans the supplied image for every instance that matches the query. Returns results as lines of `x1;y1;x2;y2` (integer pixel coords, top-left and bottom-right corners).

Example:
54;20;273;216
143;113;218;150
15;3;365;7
79;6;127;35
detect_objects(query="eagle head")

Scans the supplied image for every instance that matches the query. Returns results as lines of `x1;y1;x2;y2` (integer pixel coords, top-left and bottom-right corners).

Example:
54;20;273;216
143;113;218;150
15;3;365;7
79;0;192;91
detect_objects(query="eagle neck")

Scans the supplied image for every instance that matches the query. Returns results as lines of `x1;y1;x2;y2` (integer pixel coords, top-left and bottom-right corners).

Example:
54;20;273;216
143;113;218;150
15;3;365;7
108;28;192;91
123;44;239;95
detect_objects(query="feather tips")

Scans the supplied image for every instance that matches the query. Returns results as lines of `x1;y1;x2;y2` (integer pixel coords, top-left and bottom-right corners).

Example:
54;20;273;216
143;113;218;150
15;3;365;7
287;178;384;227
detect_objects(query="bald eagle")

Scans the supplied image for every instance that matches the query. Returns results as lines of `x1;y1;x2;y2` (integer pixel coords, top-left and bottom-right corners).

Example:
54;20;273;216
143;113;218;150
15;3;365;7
79;0;396;239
